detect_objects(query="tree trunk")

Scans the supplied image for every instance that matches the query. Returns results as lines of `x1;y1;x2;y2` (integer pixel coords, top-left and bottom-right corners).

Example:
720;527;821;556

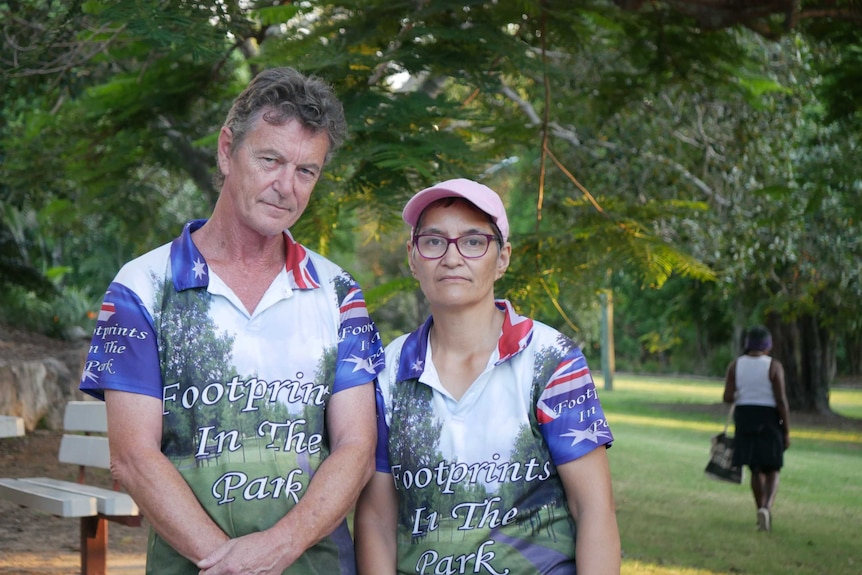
766;312;834;414
799;314;832;413
844;329;862;376
765;314;799;403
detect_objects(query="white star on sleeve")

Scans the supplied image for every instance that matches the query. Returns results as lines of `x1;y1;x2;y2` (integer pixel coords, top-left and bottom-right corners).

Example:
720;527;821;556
560;427;612;446
344;355;377;375
80;367;99;386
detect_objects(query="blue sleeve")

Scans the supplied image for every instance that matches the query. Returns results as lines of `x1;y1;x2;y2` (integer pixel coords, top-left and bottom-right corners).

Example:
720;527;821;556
79;282;162;400
333;285;385;393
536;350;613;465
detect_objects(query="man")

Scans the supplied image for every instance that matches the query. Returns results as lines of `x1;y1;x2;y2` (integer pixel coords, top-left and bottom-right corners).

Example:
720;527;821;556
81;67;384;574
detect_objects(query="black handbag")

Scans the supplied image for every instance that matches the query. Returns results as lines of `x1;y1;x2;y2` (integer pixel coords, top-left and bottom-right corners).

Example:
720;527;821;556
705;405;743;484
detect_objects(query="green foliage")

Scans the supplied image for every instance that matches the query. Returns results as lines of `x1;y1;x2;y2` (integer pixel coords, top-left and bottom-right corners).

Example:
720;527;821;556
0;283;96;339
0;222;56;298
1;0;861;395
611;274;735;376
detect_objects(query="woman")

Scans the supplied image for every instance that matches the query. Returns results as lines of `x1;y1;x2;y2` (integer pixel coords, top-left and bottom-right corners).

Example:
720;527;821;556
722;325;791;533
355;178;620;574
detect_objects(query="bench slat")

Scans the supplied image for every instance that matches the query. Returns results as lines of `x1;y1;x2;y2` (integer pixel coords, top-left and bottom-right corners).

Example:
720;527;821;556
0;415;25;437
17;477;139;516
0;478;97;517
58;434;111;469
63;400;108;433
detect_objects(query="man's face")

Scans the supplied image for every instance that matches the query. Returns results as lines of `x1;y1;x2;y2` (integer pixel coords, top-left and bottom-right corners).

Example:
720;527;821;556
217;114;330;237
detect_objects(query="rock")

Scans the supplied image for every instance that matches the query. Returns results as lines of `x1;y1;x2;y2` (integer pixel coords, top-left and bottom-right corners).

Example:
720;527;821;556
0;345;87;432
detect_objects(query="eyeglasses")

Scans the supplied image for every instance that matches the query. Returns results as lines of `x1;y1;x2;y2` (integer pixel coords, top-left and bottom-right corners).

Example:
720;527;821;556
413;234;499;260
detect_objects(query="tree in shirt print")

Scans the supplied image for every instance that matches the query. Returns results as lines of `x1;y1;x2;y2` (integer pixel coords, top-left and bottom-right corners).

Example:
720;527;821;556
298;344;337;466
389;378;445;532
154;277;236;462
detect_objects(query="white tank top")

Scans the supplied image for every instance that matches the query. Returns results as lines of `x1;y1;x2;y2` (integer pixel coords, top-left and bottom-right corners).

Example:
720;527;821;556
735;354;776;407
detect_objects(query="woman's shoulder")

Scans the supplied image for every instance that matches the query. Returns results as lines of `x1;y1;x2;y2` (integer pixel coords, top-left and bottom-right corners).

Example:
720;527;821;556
525;318;584;357
384;332;411;355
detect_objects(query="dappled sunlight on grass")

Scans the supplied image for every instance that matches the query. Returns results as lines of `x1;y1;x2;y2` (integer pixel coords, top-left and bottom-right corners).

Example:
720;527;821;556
608;412;862;445
601;374;862;446
597;375;722;405
608;377;722;400
609;413;718;433
832;386;862;419
622;561;728;575
789;427;862;443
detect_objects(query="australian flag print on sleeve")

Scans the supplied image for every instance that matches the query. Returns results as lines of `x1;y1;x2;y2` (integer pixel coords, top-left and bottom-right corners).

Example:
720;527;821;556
80;282;161;401
333;283;384;393
537;350;613;465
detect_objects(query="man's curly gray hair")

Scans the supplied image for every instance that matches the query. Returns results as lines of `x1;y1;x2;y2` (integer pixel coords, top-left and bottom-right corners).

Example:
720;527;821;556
214;67;347;187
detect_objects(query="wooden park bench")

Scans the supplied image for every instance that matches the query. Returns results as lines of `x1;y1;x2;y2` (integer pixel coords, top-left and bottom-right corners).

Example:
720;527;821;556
0;400;142;575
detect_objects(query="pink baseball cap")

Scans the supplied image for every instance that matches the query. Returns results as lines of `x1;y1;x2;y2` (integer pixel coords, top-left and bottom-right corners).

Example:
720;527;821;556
402;178;509;242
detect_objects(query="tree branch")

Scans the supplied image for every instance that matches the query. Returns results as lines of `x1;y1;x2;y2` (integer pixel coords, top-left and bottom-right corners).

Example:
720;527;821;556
498;78;727;207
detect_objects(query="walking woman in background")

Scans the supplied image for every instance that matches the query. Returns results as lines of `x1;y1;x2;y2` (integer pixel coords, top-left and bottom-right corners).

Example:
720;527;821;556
723;325;791;533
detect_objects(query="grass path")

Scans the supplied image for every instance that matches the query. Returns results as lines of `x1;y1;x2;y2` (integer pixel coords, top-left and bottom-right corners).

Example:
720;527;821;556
599;374;861;575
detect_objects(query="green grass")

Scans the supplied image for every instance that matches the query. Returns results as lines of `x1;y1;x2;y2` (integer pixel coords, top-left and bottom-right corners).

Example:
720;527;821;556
598;374;862;575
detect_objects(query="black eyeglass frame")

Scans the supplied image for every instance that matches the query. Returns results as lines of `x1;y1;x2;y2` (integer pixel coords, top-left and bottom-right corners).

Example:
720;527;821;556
412;233;501;260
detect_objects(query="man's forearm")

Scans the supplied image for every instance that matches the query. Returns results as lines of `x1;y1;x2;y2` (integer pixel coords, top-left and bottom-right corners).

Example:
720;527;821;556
113;446;229;562
267;439;375;558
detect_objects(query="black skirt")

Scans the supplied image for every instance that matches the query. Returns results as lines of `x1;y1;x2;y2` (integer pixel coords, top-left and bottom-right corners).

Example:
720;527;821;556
732;404;784;472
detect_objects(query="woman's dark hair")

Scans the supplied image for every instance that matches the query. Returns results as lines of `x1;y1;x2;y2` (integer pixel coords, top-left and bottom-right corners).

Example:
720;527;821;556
414;197;504;247
744;325;773;353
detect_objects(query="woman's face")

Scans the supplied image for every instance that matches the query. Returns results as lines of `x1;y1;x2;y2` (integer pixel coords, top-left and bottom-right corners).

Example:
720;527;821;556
408;199;510;309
